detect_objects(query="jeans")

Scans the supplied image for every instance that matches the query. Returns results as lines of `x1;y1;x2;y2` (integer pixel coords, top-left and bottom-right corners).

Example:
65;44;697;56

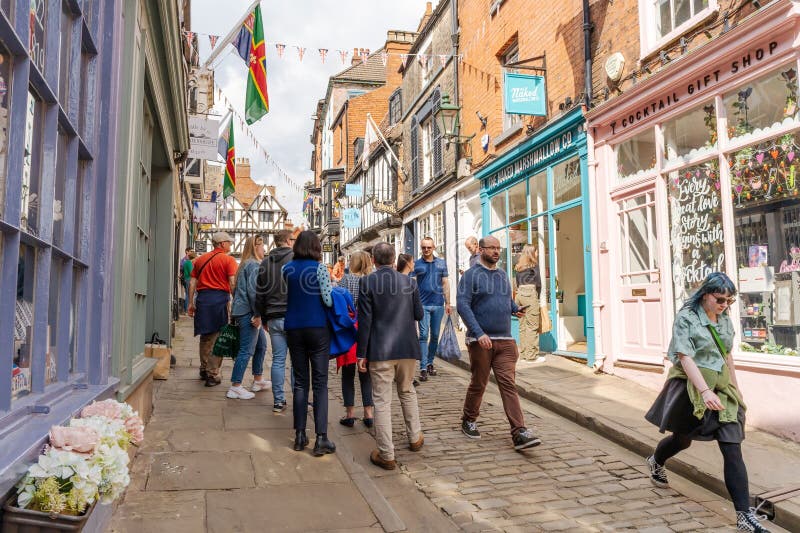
287;327;330;435
231;313;267;384
341;363;373;408
418;305;445;369
182;280;190;312
268;317;290;403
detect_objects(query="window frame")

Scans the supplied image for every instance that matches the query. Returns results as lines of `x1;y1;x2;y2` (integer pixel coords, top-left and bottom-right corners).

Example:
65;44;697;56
638;0;719;58
501;42;523;132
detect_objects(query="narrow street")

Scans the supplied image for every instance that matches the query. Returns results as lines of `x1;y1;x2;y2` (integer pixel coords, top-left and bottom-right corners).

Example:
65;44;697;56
111;317;789;532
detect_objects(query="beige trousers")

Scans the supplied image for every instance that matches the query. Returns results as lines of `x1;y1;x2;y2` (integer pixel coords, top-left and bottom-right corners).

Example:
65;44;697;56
199;332;223;378
514;285;540;360
369;359;422;461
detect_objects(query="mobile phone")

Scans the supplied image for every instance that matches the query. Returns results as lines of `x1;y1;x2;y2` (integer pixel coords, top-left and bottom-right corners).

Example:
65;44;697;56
517;305;530;312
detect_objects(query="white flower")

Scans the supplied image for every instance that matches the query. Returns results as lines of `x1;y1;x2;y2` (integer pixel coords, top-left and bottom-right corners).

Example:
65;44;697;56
90;443;131;503
71;416;130;449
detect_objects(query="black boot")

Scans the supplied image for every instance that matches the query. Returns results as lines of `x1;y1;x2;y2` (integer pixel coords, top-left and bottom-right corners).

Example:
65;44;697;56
313;434;336;456
293;430;308;451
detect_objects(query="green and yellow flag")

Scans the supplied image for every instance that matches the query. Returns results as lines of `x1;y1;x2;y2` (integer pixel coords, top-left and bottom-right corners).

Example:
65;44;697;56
245;5;269;125
223;120;236;198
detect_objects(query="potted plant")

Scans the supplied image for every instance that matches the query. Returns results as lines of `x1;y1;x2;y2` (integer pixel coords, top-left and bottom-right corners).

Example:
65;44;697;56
3;400;144;532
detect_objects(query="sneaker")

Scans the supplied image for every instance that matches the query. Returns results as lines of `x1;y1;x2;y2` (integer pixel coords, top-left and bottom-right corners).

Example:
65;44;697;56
646;455;669;488
512;428;542;451
737;509;771;532
419;369;428;382
427;364;437;376
251;379;272;392
226;385;255;399
272;401;287;413
461;419;481;439
532;355;547;363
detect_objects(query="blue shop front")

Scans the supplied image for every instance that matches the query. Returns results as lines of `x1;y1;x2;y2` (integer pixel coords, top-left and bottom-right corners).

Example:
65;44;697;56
475;108;595;365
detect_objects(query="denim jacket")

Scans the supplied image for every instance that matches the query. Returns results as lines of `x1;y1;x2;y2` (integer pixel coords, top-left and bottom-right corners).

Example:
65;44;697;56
231;259;260;318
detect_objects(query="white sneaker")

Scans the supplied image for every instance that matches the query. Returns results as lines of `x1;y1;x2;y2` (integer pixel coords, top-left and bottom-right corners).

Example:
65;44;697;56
226;385;255;399
251;380;272;392
532;355;547;363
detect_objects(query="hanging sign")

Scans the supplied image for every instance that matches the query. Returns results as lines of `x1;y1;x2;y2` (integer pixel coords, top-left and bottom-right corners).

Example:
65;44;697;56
345;184;363;197
503;73;546;116
192;201;217;224
188;115;220;160
342;208;361;228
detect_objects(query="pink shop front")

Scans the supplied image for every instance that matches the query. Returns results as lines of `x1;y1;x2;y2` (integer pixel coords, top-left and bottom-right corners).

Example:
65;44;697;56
587;4;800;441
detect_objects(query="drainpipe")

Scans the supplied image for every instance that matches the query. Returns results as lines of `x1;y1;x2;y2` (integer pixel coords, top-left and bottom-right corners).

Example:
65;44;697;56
582;0;593;107
450;0;459;164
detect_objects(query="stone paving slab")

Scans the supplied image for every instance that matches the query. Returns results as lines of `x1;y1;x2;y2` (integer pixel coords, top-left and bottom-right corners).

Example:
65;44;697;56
222;403;296;429
110;490;206;533
146;451;255;491
251;448;351;485
205;485;377;532
168;428;286;453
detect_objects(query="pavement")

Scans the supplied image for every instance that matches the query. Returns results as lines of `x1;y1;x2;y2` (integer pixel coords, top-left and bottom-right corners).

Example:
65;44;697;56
448;341;800;533
110;317;795;532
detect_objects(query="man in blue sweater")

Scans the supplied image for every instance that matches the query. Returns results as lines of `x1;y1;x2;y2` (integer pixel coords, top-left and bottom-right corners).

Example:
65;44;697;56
457;235;542;451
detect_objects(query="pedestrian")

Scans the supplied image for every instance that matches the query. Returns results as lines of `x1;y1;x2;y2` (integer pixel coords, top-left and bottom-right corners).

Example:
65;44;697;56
179;247;196;313
336;251;374;428
411;237;450;381
644;272;768;533
514;244;545;363
465;236;480;269
283;230;336;456
332;255;346;282
227;235;270;400
188;232;238;387
356;242;424;470
255;229;295;413
396;253;413;275
457;235;542;451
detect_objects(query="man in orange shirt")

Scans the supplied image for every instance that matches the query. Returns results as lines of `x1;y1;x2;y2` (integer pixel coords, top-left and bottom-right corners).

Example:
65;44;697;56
331;256;345;282
188;232;238;386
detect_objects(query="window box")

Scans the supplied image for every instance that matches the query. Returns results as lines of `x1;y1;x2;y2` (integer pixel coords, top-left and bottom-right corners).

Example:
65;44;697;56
3;497;95;532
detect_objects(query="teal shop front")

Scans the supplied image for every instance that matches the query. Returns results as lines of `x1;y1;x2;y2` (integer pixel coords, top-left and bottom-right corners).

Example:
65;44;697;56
476;108;595;366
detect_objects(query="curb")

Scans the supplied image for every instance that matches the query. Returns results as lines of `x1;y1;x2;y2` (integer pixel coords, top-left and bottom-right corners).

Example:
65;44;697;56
447;356;800;533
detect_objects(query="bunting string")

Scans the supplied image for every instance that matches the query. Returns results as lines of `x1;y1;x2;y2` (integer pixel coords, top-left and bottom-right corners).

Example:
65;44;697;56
215;83;306;195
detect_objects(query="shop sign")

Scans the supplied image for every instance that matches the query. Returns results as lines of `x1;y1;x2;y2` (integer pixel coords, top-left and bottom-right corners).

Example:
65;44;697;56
504;73;547;116
483;129;576;190
371;198;397;215
343;208;361;228
345;184;363;197
188;115;220;160
192;201;217;224
322;243;334;253
195;241;208;253
607;38;784;136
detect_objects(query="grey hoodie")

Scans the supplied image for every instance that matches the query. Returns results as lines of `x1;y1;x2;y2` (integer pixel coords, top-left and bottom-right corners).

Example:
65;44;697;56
255;246;293;319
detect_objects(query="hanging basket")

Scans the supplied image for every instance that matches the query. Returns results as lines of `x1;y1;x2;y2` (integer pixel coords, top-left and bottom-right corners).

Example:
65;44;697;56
2;497;95;533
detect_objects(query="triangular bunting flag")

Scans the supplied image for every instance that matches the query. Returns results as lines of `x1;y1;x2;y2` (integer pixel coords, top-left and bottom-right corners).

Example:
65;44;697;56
185;31;194;50
418;54;428;68
276;43;285;58
338;49;348;64
360;49;370;63
400;54;409;68
439;54;448;67
380;51;388;67
209;34;219;49
296;46;306;62
319;48;328;63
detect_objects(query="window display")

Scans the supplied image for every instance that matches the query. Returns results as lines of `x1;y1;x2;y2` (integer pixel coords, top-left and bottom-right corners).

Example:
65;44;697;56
663;101;716;163
616;129;655;180
724;66;798;140
730;130;800;356
0;49;9;219
553;156;581;205
14;244;36;401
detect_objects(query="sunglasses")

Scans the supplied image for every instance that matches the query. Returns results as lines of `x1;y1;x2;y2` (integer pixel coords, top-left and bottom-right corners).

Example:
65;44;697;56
713;296;736;306
421;246;434;250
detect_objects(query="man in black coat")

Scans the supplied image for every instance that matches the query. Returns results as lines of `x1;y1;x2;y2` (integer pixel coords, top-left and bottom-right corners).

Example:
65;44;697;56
357;242;424;470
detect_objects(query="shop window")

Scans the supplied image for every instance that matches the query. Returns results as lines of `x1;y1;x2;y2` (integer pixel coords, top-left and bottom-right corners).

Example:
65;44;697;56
53;127;69;248
616;129;656;180
553;156;581;205
618;193;658;285
490;229;509;274
508;180;527;223
663;101;716;163
78;53;92;139
14;244;36;401
724;66;798;141
82;0;93;27
529;171;547;216
22;90;44;236
0;47;10;219
728;130;800;356
70;266;82;373
432;210;445;257
47;257;63;384
666;159;725;311
74;161;88;258
490;192;506;229
1;0;13;19
59;1;73;104
30;0;47;73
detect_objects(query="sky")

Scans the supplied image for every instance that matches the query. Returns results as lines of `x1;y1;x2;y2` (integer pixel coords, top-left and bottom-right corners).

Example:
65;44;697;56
191;0;432;223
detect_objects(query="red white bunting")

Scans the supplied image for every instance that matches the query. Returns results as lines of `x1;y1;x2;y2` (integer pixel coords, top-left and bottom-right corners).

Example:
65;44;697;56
185;31;194;49
208;34;219;49
296;46;306;62
360;49;370;63
338;49;348;64
439;54;448;67
400;54;409;68
418;54;428;68
319;48;328;63
275;43;286;58
380;51;388;67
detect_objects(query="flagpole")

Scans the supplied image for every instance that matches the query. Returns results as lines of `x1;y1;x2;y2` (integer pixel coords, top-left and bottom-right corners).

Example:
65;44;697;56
201;0;261;69
367;113;403;171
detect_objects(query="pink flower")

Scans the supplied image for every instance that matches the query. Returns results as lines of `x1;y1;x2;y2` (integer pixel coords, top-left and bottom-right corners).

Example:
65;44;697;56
124;416;144;444
49;425;99;454
81;399;123;420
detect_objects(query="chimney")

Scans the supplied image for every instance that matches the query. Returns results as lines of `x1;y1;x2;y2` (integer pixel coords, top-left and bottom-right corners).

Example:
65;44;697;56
351;47;360;65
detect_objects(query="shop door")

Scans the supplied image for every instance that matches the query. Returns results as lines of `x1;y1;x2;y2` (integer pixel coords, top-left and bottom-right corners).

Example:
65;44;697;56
616;191;665;364
552;206;587;352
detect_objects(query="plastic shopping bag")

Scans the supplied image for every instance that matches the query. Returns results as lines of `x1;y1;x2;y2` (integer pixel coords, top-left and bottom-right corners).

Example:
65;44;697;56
212;323;240;358
436;316;462;361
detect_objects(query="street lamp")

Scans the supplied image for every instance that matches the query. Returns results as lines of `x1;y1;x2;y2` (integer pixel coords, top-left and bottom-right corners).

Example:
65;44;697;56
435;93;474;148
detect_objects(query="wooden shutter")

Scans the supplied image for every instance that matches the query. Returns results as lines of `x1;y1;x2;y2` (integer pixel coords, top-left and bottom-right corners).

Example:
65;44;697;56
432;89;443;178
410;118;419;192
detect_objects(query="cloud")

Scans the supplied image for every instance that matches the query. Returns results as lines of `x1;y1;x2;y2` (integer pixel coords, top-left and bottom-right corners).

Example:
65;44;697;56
192;0;431;221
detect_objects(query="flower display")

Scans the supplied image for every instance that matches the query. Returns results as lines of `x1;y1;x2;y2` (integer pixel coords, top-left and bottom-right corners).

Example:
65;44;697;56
14;399;144;516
